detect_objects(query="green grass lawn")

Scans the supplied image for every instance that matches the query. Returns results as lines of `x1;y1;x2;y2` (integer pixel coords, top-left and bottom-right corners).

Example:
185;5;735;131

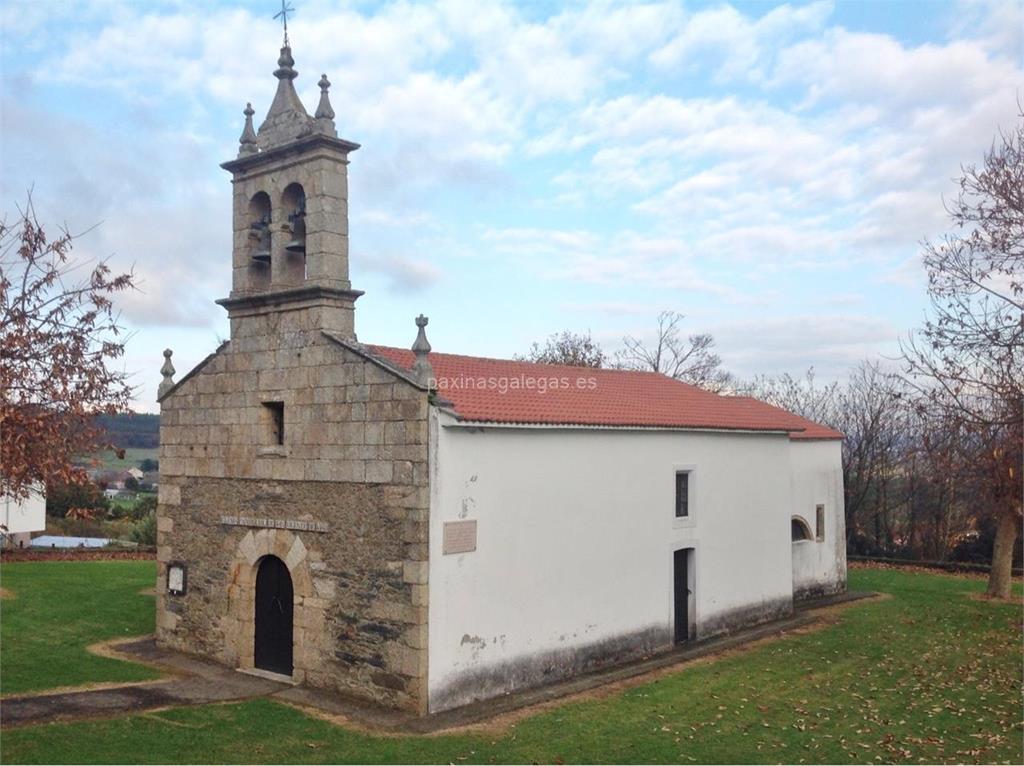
1;565;1021;764
107;492;157;512
0;560;160;695
82;447;159;472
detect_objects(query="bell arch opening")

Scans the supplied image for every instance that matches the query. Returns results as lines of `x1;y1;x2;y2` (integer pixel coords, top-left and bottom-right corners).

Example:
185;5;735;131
247;192;272;289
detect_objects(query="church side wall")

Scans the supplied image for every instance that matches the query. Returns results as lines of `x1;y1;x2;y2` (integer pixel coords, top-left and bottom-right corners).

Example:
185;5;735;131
426;420;794;713
790;439;847;600
156;327;429;713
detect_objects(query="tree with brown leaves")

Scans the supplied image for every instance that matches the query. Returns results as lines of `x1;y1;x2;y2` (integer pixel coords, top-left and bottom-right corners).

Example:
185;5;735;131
0;197;135;501
901;112;1023;599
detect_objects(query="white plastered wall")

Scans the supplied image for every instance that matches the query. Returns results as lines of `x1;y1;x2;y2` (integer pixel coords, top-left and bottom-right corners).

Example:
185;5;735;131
426;411;801;712
789;439;847;599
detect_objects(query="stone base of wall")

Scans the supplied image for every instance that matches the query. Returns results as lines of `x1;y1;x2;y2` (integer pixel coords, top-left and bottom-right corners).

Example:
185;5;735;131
697;595;794;642
794;578;847;602
430;623;671;713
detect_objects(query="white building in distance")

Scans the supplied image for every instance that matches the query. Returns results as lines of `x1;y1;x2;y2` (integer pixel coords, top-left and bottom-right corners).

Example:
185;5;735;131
2;488;46;549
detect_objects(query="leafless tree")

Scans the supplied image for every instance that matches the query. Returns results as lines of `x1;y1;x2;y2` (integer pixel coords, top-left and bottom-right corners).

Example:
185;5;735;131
742;362;912;549
742;368;841;427
900;111;1023;598
614;311;733;391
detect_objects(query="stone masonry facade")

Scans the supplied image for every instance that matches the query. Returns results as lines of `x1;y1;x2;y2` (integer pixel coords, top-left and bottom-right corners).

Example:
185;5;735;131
155;320;430;713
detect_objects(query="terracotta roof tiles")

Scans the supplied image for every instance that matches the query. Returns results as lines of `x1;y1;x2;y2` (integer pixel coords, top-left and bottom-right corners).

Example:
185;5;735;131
367;346;843;440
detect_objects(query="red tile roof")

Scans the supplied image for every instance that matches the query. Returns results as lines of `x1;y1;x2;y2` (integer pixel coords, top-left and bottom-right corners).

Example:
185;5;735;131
726;397;844;440
367;346;843;440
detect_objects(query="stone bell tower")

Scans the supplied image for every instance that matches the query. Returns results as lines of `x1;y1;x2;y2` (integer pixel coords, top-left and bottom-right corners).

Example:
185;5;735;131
217;43;362;339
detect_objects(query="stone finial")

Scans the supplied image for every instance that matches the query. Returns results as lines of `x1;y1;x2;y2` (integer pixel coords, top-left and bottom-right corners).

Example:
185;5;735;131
315;74;335;120
411;315;433;387
157;349;176;400
313;74;338;137
238;103;258;155
276;45;297;80
257;44;313;149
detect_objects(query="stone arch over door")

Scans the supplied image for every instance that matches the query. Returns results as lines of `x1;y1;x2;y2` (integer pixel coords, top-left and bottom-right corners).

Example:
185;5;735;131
224;528;317;682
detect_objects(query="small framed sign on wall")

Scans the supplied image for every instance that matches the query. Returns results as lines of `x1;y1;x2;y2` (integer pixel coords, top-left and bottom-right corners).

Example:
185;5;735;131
442;520;477;555
167;562;187;595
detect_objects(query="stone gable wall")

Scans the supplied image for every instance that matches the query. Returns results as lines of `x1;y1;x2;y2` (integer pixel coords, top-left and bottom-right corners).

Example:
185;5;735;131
156;327;429;713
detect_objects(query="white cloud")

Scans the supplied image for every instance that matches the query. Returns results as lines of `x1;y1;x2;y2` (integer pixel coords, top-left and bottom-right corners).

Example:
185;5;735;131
650;0;833;81
1;92;229;329
357;209;437;229
562;301;657;317
950;0;1024;59
772;29;1019;111
361;253;442;293
4;0;1021;408
484;226;748;300
713;314;899;378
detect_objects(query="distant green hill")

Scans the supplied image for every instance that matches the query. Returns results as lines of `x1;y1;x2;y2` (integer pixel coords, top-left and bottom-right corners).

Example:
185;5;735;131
95;413;160;449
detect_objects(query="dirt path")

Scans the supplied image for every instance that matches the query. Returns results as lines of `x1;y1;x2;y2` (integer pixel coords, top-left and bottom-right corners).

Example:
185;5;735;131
0;638;287;729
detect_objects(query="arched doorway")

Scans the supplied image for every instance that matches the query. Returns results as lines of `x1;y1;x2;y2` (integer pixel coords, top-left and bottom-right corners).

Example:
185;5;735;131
254;555;293;675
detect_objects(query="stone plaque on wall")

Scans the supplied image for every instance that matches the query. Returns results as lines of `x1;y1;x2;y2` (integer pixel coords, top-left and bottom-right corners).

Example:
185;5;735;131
443;520;477;554
219;515;329;533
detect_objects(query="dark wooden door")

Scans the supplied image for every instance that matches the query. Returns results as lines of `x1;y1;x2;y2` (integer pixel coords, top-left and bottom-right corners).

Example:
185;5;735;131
674;548;690;644
255;555;293;675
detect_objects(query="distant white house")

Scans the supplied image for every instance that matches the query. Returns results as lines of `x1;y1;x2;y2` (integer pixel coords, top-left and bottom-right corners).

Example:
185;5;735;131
2;487;46;549
126;467;145;481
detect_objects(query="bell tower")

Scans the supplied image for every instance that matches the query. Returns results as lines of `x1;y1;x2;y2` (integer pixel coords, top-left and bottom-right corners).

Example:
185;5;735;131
217;42;362;339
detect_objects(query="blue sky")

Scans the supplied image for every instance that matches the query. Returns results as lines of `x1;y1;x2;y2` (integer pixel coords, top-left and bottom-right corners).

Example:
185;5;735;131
2;0;1021;411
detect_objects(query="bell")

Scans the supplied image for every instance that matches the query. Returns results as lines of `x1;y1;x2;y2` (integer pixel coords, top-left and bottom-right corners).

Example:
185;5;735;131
285;206;306;254
250;215;271;263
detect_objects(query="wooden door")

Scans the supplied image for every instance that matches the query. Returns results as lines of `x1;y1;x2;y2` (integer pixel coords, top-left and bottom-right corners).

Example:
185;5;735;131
255;555;293;675
674;548;690;644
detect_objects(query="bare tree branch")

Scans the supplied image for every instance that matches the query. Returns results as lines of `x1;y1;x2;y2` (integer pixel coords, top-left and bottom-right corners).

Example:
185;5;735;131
614;311;734;392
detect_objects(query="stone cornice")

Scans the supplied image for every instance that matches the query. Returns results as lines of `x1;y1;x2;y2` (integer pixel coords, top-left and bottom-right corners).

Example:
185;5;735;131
221;134;360;175
216;285;364;315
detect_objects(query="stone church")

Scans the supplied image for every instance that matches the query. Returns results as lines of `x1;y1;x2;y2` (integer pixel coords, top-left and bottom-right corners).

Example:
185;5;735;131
156;40;846;716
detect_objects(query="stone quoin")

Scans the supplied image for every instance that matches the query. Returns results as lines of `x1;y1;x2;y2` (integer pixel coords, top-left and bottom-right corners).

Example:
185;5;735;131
156;28;846;716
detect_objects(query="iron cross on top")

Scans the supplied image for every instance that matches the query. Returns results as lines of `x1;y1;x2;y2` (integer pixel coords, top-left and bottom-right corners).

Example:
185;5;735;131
274;0;295;45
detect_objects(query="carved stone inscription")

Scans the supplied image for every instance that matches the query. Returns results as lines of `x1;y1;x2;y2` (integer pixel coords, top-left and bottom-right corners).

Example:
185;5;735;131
220;515;329;533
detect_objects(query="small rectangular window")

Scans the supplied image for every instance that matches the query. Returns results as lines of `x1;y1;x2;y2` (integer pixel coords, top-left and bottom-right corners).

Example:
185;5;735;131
675;472;690;518
263;401;285;445
815;504;825;541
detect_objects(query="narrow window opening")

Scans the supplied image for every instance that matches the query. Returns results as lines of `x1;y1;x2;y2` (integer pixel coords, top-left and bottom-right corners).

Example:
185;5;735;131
263;401;285;445
675;471;690;518
815;504;825;541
